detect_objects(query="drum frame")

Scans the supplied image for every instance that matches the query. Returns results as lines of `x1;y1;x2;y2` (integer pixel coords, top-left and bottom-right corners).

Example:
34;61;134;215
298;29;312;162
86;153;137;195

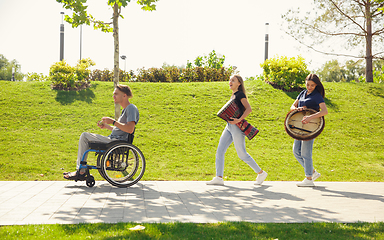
284;108;325;141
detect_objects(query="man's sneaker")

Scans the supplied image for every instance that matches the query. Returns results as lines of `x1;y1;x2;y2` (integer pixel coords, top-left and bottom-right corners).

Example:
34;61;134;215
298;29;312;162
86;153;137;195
296;178;315;187
206;176;224;185
312;171;321;181
255;171;268;185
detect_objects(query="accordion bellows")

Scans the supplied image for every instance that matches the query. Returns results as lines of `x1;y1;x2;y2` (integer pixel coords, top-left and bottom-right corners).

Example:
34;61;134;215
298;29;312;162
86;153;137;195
217;99;259;140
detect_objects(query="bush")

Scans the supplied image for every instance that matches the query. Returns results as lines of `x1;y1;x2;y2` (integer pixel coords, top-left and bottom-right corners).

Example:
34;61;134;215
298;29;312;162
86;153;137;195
372;66;384;83
135;66;233;82
87;65;233;83
50;58;95;90
88;69;134;82
26;72;49;82
260;55;310;91
86;50;234;83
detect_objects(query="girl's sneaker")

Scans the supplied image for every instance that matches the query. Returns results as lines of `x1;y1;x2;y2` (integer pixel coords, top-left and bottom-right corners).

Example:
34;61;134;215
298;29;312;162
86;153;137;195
296;178;315;187
312;171;321;181
206;176;224;185
255;171;268;185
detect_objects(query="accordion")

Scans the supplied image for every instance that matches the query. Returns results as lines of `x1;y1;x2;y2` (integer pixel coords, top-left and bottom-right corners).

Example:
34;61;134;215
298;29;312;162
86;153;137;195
217;99;259;140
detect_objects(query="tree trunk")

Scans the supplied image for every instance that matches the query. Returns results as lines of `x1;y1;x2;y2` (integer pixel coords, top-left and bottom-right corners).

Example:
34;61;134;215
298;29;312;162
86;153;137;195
113;3;121;119
365;0;373;82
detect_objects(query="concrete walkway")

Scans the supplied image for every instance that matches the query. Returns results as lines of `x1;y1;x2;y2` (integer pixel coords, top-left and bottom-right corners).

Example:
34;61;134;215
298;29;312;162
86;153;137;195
0;181;383;225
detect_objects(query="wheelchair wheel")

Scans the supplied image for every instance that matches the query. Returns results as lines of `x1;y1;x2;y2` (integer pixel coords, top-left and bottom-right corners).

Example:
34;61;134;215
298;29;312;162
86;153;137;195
96;153;106;180
86;176;95;187
100;143;145;188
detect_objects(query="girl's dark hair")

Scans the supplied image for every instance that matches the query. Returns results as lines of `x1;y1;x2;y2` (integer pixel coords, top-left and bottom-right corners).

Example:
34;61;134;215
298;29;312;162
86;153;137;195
116;84;133;98
306;74;325;98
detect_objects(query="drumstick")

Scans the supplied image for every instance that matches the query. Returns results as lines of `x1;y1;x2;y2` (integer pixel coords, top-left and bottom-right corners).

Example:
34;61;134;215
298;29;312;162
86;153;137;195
288;124;312;133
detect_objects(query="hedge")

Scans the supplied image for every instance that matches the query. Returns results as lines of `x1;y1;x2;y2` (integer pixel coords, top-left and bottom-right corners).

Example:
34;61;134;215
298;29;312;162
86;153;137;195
87;66;234;83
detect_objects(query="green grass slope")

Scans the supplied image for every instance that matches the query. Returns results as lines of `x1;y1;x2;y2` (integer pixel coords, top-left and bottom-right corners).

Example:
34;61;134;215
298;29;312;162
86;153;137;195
0;81;383;182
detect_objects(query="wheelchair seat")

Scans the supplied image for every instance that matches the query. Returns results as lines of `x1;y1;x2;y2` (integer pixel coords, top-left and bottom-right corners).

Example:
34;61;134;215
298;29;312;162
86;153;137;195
88;134;134;150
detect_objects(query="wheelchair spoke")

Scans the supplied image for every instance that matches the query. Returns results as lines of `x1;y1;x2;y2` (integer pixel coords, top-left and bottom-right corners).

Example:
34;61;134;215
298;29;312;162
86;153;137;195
100;143;145;187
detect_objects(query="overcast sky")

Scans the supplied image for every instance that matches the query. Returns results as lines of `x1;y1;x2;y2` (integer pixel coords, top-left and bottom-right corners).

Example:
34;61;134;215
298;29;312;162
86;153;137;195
0;0;335;78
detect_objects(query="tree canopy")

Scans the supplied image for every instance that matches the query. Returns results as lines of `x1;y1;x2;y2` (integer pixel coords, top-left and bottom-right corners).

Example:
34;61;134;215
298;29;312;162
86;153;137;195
0;54;23;81
57;0;158;32
282;0;384;82
56;0;158;118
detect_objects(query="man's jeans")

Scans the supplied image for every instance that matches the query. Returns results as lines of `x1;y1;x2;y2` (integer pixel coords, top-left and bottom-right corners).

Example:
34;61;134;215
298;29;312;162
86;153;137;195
76;132;113;170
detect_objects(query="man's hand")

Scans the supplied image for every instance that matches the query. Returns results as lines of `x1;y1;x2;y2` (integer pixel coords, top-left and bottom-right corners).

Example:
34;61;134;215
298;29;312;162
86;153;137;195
97;121;106;129
101;117;115;125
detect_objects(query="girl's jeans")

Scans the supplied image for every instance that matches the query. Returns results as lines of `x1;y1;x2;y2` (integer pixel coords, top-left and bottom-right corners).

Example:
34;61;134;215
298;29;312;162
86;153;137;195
293;139;315;177
215;123;261;177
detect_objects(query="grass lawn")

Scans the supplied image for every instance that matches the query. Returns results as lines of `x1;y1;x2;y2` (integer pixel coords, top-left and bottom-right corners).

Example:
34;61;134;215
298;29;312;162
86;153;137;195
0;80;383;182
0;80;383;239
1;221;384;240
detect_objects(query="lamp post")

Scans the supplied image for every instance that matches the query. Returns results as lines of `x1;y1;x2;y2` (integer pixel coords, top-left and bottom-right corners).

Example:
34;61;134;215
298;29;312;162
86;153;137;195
12;67;15;81
264;23;269;61
60;12;65;61
80;24;82;60
120;55;127;71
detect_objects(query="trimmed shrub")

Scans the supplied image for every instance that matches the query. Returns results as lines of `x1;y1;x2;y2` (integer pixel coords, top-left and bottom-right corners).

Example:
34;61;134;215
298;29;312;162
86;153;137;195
50;58;95;90
260;56;310;91
88;69;134;82
133;67;233;83
87;66;233;83
26;72;49;82
179;67;233;82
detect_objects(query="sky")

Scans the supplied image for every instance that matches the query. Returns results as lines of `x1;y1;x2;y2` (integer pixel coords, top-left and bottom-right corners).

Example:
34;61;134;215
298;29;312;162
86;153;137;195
0;0;336;78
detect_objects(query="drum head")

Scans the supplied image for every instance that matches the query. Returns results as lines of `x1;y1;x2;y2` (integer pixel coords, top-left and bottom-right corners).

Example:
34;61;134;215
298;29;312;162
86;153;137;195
284;109;325;141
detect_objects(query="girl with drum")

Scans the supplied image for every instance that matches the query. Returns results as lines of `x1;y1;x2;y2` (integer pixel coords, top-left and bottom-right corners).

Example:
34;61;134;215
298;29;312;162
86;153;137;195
290;74;328;187
207;75;268;186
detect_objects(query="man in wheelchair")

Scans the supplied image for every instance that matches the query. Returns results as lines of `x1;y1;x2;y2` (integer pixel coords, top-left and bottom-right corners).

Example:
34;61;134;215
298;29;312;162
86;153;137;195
63;84;139;181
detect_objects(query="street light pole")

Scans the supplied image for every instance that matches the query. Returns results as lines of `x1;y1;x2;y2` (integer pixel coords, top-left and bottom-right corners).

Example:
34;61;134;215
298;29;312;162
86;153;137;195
80;24;82;60
264;23;269;62
60;12;65;61
12;67;15;81
120;55;127;71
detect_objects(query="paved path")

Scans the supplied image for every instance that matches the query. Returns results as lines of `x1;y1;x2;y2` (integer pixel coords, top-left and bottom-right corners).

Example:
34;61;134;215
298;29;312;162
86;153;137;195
0;181;383;225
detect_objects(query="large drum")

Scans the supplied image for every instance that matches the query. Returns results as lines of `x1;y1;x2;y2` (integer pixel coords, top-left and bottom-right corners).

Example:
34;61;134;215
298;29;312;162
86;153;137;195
217;99;259;140
284;108;325;141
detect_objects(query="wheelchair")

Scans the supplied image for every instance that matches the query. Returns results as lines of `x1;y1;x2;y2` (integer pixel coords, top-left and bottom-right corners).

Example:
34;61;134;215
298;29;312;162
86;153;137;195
77;134;146;188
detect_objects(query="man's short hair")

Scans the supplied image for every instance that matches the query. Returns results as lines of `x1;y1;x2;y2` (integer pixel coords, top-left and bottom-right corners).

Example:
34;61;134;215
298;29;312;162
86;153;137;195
116;84;133;98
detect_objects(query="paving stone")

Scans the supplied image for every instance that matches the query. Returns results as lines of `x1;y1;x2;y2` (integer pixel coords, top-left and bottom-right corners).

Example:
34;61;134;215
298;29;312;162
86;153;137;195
0;181;383;225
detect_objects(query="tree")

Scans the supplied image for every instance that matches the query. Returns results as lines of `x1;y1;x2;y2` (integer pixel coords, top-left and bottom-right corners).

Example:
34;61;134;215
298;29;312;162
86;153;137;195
56;0;158;118
282;0;384;82
0;54;24;81
316;59;350;82
186;50;228;69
